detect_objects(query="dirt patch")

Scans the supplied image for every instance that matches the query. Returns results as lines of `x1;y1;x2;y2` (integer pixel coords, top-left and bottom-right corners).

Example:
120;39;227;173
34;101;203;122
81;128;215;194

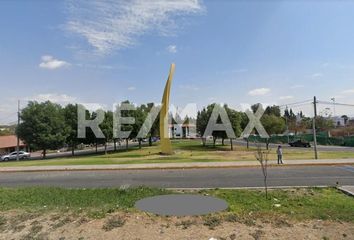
0;211;353;240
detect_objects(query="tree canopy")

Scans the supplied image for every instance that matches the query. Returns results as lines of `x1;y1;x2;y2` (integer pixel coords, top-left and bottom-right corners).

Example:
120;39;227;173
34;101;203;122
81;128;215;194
197;103;242;147
17;101;69;158
16;99;337;156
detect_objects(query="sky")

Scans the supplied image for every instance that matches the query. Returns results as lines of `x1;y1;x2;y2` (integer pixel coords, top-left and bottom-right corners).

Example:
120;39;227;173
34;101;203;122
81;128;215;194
1;0;354;124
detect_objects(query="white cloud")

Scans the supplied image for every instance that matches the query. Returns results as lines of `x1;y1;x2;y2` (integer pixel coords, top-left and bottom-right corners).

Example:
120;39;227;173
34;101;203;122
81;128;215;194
66;0;204;55
127;86;136;91
248;88;271;96
29;93;77;104
342;89;354;94
80;103;107;111
290;84;304;89
39;55;70;70
279;96;294;100
310;72;323;78
167;45;177;53
239;103;251;111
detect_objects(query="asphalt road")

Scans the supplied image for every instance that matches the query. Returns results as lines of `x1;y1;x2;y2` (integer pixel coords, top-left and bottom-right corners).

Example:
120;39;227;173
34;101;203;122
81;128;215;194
0;165;353;188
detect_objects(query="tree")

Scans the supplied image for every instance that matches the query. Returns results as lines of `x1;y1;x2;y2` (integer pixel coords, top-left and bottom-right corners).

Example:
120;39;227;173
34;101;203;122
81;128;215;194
256;104;286;149
196;103;242;149
118;100;134;150
296;117;312;134
284;108;300;135
265;105;281;117
17;101;68;158
255;144;269;199
0;126;15;136
225;105;242;149
261;114;286;135
251;103;262;114
250;104;286;134
79;108;97;151
132;104;147;149
197;107;209;146
284;108;296;120
63;104;79;156
316;116;335;131
100;110;113;154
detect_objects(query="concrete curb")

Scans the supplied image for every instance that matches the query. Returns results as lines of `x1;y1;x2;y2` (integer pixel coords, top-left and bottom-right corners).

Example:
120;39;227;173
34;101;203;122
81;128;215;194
167;185;331;191
0;159;354;172
337;186;354;197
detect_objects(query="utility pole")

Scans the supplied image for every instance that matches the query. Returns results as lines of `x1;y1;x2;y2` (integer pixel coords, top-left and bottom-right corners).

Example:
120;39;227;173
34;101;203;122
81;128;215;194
331;97;336;128
285;106;290;143
331;97;336;117
16;100;20;161
312;96;318;159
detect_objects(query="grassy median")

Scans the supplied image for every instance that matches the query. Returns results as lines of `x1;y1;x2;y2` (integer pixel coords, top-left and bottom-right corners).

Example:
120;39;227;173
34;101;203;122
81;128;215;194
1;140;354;167
0;187;353;222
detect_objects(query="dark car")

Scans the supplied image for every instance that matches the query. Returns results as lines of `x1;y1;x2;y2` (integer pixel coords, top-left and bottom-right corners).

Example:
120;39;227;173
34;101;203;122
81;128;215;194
289;140;311;148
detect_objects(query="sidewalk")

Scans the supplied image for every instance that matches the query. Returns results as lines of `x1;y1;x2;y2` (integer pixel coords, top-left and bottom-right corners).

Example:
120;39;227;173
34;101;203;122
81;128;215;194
338;186;354;197
0;158;354;172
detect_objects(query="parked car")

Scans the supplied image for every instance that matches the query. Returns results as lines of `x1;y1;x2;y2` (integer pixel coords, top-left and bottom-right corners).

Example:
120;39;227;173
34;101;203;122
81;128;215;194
0;151;31;161
289;140;311;148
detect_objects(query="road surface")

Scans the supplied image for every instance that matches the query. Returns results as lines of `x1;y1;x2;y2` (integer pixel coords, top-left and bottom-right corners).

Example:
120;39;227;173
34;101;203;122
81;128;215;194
0;165;353;188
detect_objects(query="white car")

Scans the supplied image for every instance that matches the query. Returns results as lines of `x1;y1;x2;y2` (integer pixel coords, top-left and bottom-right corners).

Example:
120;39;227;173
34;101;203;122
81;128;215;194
0;151;31;161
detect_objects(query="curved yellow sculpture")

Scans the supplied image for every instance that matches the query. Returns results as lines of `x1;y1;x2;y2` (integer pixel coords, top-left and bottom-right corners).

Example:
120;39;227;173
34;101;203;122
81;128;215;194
160;63;175;155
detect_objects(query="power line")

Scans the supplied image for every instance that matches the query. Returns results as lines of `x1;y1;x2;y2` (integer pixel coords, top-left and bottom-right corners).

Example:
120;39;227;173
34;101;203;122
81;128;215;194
4;121;17;125
317;101;354;107
278;99;312;108
279;103;312;110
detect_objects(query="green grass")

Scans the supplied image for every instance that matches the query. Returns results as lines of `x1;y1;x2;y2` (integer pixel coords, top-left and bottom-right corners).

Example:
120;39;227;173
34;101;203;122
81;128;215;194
1;140;354;167
209;188;354;222
0;186;168;216
0;186;353;222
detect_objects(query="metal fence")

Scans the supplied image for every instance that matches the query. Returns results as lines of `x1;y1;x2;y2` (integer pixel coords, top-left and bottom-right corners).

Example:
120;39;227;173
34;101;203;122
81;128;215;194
247;134;354;147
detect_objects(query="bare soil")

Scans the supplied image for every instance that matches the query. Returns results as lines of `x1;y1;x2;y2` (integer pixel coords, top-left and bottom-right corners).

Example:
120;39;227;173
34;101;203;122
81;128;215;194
0;211;353;240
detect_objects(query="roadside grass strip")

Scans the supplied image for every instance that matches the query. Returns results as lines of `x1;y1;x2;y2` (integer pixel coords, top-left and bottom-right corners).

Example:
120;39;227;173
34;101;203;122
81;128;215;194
0;187;353;222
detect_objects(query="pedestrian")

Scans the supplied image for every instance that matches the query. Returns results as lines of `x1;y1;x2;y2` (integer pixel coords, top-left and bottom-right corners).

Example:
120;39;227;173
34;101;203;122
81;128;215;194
277;145;283;164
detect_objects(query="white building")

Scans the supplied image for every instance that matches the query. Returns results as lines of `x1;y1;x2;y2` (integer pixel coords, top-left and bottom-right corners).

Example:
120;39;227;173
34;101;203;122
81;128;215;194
331;116;346;127
169;123;197;138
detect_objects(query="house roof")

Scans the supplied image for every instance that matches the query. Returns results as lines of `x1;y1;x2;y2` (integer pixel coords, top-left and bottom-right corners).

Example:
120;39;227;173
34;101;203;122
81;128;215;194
0;135;26;149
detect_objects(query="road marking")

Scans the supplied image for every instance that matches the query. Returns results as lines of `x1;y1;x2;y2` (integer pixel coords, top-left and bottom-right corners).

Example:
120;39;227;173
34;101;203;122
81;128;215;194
338;165;354;173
